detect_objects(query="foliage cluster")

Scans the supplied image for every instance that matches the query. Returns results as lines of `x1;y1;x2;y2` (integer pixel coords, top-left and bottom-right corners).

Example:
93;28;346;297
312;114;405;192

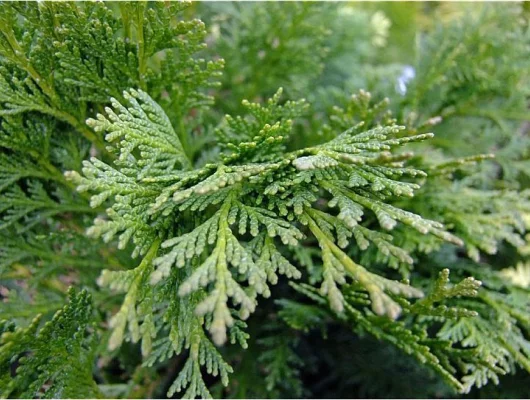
1;2;529;398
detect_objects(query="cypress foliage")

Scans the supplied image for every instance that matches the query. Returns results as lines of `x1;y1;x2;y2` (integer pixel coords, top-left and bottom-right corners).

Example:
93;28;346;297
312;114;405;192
1;2;529;398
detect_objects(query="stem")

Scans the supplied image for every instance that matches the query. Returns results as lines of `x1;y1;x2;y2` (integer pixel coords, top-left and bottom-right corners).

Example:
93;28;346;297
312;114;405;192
178;116;192;164
136;3;147;90
8;237;125;271
0;300;64;319
207;197;234;345
29;150;100;205
455;108;530;122
107;238;161;351
139;238;162;271
304;208;365;280
2;29;111;156
3;27;111;154
303;207;414;315
498;335;530;372
479;291;530;335
99;252;127;271
119;3;132;41
1;29;57;102
53;110;109;155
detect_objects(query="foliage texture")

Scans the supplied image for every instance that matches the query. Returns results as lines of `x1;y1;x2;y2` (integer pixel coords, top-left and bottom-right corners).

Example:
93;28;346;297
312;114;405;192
1;2;530;399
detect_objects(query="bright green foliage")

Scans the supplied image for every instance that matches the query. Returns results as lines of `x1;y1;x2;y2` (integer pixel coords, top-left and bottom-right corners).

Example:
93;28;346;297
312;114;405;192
1;1;530;399
76;87;462;353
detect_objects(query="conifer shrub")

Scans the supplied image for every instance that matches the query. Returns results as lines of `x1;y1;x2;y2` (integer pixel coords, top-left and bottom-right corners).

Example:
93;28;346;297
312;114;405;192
1;2;529;398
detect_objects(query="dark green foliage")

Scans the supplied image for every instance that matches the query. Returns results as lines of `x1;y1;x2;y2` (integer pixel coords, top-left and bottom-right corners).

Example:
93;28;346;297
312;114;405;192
0;289;99;398
1;1;530;399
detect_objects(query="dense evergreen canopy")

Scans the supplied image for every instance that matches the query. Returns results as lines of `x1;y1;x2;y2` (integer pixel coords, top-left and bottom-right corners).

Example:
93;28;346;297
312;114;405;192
1;2;529;398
